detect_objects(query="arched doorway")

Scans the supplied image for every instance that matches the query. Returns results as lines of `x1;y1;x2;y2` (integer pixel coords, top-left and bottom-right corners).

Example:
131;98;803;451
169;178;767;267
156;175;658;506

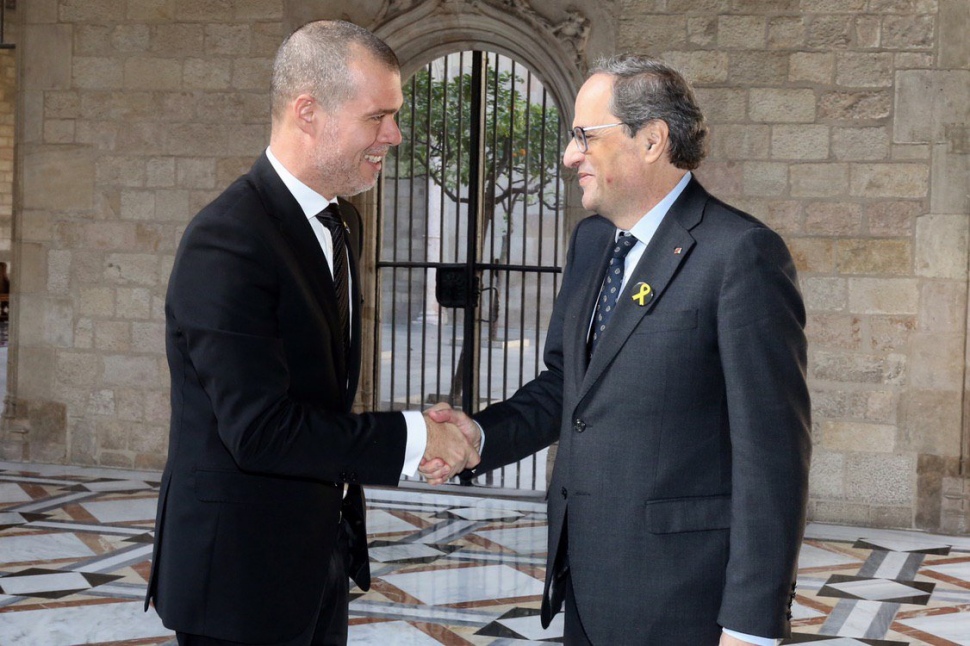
376;50;566;492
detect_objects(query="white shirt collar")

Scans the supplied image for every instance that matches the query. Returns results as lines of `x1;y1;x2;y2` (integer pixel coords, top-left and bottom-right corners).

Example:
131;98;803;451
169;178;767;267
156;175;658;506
626;171;692;243
265;147;336;220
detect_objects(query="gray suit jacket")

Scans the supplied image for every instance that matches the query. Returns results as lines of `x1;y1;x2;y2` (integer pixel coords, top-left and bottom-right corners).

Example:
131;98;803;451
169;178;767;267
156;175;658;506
472;177;811;644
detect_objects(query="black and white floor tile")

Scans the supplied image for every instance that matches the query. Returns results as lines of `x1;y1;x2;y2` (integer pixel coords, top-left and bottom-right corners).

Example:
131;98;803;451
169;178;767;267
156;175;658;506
1;462;969;645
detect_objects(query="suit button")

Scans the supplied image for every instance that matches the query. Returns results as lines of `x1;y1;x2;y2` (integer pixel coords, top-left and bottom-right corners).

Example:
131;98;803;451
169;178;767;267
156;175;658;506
561;487;568;499
573;419;586;433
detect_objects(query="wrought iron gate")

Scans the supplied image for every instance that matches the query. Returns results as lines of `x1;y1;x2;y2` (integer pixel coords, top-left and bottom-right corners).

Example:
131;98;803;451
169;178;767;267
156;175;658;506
376;50;565;492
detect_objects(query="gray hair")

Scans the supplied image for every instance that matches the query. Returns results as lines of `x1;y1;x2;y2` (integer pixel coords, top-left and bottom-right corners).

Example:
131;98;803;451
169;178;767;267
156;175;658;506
589;55;708;170
271;20;399;118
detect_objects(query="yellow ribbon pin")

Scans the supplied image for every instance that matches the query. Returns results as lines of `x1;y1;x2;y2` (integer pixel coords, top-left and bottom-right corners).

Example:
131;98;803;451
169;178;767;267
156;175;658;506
632;282;652;306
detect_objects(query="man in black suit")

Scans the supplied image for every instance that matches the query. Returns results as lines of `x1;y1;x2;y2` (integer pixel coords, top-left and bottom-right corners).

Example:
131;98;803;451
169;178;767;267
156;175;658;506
145;21;478;646
425;56;811;645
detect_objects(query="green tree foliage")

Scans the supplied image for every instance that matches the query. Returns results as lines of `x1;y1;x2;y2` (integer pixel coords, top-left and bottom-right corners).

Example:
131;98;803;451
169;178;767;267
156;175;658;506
390;59;563;234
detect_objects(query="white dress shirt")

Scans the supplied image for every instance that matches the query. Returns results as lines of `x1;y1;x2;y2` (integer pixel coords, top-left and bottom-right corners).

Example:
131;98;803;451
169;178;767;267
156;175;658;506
266;148;426;478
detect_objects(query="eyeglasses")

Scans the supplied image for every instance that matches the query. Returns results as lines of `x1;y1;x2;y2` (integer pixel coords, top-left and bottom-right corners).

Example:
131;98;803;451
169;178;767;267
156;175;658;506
570;123;624;153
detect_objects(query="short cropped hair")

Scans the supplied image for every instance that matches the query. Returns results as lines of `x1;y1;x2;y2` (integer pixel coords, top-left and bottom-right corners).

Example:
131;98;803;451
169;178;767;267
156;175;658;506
589;55;708;170
271;20;399;118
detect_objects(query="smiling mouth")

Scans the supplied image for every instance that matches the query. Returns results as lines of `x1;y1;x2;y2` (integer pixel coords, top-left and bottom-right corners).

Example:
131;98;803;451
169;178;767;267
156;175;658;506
364;154;384;166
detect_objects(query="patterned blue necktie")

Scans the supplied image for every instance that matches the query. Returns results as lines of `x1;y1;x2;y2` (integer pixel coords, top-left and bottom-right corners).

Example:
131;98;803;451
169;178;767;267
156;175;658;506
590;231;635;354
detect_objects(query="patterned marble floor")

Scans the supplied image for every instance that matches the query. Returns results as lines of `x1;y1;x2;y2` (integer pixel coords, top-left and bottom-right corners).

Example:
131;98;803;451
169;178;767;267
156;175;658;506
1;461;969;645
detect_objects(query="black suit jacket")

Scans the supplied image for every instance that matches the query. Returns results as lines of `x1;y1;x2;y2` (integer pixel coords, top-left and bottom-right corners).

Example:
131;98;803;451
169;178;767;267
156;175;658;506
472;177;811;644
145;153;408;642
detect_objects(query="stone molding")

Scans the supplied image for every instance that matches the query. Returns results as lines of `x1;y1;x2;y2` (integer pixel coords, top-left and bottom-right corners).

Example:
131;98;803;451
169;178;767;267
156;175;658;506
370;0;589;126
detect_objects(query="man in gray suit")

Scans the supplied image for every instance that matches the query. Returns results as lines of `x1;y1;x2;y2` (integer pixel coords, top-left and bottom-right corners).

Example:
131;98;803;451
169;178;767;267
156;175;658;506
424;55;811;645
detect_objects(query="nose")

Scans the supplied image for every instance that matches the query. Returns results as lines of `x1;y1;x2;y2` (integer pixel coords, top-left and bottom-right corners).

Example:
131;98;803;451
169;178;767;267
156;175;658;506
562;137;583;167
383;116;403;146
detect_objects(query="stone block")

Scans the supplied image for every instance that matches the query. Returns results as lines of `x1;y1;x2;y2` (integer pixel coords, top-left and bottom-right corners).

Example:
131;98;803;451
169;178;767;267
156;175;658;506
19;242;48;294
693;161;743;197
710;124;768;160
115;389;146;421
882;15;934;50
176;158;216;190
147;158;176;188
717;16;766;49
661;51;729;84
116;288;154;320
753;200;802;235
788;237;836;273
74;25;113;57
807;16;852;50
940;0;970;69
895;70;970;144
24;25;73;90
183;59;232;90
130;423;166;454
800;276;847;312
205;24;253;56
694;88;747;122
102;355;159;387
48;249;72;294
15;347;56;401
850;164;929;199
73;57;125;90
812;501;871;525
749;88;816;123
25;0;59;22
819;91;892;121
854;16;882;49
67;417;98;466
87;389;116;416
96;155;147;188
771;125;829;160
136;449;169;472
848;277;919;314
43;120;75;144
866;200;921;237
120;190;156;221
95;321;131;352
100;451;135;469
789;52;834;84
836;238;911;275
811;350;903;385
60;0;126;22
618;14;687;51
127;0;176;22
124;58;182;91
687;16;716;46
46;299;75;348
898;390;963;456
915;214;968;279
741;161;788;196
931;144;970;215
104;253;161;287
869;316;916;353
150;23;205;56
835;53;893;87
56;351;100;388
870;506;913;529
833;127;890;161
98;418;130;451
23;146;95;211
808;448;845;499
791;163;848;197
155;189;191;222
231;58;274;91
111;25;151;53
768;16;805;49
908;333;965;390
918;280;967;333
823;420;896;453
131;322;165;354
164;124;227;157
234;0;284;20
806;313;862;350
805;202;863;236
74;318;94;350
844;452;916;506
174;0;234;22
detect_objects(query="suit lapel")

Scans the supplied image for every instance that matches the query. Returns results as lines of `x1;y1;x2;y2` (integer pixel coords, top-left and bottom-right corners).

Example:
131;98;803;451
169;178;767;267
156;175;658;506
578;178;709;401
248;154;349;384
562;217;615;400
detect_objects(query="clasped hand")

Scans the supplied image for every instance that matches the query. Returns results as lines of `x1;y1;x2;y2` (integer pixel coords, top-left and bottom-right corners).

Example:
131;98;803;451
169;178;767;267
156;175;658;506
419;403;482;485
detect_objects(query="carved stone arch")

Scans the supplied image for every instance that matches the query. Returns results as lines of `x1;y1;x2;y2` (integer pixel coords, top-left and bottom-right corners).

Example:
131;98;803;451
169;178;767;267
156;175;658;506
369;0;589;128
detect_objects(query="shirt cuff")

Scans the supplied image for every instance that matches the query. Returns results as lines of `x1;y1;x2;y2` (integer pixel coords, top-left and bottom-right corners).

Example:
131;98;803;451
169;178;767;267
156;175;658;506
722;629;781;646
400;410;427;478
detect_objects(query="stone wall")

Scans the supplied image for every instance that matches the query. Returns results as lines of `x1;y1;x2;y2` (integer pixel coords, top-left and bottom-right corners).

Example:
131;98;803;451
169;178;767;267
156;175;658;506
4;0;969;533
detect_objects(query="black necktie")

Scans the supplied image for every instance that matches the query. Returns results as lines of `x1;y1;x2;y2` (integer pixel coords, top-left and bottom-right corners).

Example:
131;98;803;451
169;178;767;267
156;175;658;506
316;203;350;355
590;231;635;354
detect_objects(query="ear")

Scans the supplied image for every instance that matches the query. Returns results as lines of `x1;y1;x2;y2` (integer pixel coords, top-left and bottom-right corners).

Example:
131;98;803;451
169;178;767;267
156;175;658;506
639;119;669;162
293;93;318;135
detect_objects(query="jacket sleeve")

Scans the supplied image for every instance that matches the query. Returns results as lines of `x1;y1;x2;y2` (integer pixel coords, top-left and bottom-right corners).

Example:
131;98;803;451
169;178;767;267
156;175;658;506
715;226;812;637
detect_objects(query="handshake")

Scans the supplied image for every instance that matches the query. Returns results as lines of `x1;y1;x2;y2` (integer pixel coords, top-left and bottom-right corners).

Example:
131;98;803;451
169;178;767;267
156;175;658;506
420;403;481;486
